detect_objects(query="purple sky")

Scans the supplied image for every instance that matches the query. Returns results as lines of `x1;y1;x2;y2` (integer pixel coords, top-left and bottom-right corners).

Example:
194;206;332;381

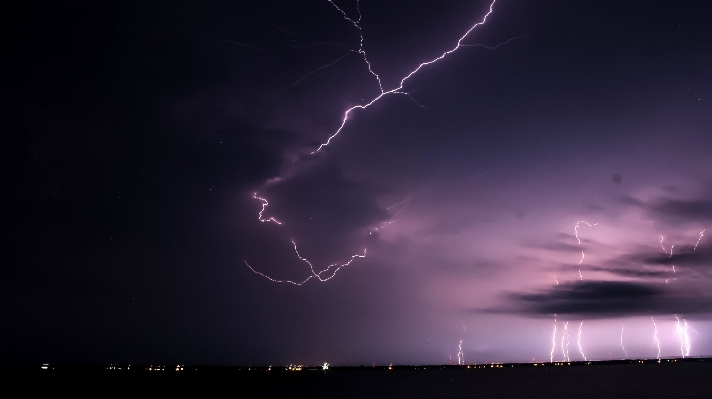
2;0;711;366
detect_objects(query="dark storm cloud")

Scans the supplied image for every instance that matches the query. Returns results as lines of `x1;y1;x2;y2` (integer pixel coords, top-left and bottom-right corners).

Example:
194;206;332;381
644;243;712;268
619;194;712;225
490;280;712;318
261;160;390;262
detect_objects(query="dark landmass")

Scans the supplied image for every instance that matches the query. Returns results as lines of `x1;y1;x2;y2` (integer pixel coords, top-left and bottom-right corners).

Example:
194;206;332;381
3;358;710;398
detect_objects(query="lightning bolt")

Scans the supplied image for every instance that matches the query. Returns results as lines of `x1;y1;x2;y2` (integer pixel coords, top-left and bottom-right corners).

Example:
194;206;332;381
577;321;586;361
574;221;597;280
550;314;557;363
675;315;691;357
652;317;661;360
245;240;366;285
253;193;282;224
694;228;705;251
313;0;499;153
620;324;628;359
561;321;570;362
245;0;503;285
457;339;464;365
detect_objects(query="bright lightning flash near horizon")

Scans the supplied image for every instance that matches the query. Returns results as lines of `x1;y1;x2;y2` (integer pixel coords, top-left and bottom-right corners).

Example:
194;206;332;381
675;315;691;358
652;317;661;360
577;321;586;361
245;0;503;284
620;324;627;359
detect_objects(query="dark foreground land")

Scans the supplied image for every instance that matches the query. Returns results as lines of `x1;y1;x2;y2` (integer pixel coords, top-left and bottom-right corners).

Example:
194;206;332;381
3;359;711;398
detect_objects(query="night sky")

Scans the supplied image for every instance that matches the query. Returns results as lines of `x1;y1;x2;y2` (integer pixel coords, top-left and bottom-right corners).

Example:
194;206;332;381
2;0;711;366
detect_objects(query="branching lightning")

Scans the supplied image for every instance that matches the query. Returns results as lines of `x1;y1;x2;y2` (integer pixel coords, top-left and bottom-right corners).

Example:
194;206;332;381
246;0;503;284
245;240;366;285
313;0;499;153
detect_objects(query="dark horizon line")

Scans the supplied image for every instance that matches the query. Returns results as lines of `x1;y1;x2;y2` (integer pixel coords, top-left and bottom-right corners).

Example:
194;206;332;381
5;356;710;372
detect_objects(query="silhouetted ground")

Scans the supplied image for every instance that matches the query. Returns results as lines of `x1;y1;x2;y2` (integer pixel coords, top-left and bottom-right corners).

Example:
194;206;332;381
3;361;710;398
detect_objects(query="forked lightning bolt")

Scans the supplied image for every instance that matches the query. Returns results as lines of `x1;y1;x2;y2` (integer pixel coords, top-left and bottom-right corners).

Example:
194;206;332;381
244;240;365;285
561;321;570;362
245;0;503;284
313;0;498;153
675;315;691;357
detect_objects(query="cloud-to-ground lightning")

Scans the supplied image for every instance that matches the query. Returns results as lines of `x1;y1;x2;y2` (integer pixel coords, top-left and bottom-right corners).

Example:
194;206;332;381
313;0;498;153
577;321;586;361
550;315;557;363
651;317;661;360
560;321;570;362
675;315;691;357
574;221;597;280
457;339;464;365
620;324;628;359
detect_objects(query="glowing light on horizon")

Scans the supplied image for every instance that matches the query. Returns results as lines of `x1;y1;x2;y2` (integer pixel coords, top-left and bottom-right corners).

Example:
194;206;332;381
246;0;504;284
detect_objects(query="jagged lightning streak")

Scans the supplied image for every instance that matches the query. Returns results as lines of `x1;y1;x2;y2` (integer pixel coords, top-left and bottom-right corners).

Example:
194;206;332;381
253;193;282;224
246;0;501;284
675;315;691;357
651;317;661;360
313;0;498;153
577;321;587;361
694;228;705;251
245;240;366;285
287;50;356;90
620;324;628;359
561;321;570;362
550;315;557;363
574;221;597;280
457;339;464;365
